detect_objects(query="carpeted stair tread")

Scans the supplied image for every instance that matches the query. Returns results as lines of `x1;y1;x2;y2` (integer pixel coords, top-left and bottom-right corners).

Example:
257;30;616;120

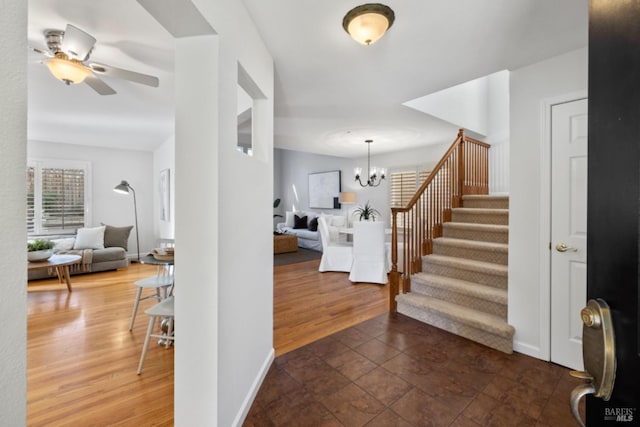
424;254;507;276
451;208;509;225
432;237;508;265
462;195;509;202
442;222;509;244
396;293;514;339
452;208;509;215
461;195;510;209
442;222;508;233
433;237;508;253
412;273;507;305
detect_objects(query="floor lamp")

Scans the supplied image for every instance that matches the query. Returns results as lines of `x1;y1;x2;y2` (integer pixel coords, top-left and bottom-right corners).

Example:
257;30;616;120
339;191;357;227
114;180;140;262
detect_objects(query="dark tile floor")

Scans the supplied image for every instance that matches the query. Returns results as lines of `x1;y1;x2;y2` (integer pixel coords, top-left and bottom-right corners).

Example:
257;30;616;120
244;313;584;427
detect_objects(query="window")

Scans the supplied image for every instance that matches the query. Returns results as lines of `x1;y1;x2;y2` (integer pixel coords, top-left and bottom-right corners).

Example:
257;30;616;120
27;160;91;235
390;169;430;227
390;170;430;208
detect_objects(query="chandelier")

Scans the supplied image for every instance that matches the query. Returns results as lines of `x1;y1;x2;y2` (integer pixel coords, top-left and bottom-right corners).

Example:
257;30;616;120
355;139;385;187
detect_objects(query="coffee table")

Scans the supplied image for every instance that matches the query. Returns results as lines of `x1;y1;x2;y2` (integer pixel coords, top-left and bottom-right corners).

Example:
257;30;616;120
28;254;82;292
274;234;298;254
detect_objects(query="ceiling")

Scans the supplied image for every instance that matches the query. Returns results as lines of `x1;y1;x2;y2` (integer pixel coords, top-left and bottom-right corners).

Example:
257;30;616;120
27;0;588;157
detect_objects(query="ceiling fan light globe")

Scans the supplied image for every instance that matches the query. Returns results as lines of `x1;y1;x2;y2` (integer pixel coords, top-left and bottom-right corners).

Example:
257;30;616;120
46;55;91;85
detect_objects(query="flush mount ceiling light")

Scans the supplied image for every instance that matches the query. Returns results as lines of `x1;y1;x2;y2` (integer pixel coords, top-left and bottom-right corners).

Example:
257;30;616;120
342;3;395;45
46;51;92;85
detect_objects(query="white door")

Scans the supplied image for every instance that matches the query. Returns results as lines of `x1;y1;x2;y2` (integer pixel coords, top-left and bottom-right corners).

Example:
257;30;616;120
550;98;588;370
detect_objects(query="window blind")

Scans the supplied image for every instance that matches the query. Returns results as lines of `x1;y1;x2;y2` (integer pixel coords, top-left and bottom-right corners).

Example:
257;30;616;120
27;163;87;234
390;170;430;227
390;170;430;208
26;167;35;233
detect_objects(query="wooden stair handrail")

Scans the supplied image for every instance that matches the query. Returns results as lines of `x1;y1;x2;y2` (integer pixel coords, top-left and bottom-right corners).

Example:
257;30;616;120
389;129;491;312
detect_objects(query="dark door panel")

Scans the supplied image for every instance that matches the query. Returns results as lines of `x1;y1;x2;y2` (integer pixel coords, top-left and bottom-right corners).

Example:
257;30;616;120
587;0;640;424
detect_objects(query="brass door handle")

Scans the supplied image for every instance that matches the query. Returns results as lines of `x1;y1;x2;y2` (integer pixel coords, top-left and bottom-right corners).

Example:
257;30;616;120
570;382;596;427
556;242;578;252
569;299;617;427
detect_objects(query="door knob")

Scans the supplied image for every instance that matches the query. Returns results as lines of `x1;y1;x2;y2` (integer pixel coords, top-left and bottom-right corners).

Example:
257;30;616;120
569;299;616;427
556;242;578;252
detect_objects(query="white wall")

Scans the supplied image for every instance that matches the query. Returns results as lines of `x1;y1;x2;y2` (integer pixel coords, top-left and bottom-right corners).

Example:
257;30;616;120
0;0;27;424
404;76;489;136
509;47;588;358
404;71;510;195
28;141;155;257
276;140;452;226
487;71;510;194
172;1;274;426
153;135;175;240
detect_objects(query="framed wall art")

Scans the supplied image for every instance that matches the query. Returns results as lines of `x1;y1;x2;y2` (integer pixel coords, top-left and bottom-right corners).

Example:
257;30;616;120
159;168;170;221
308;170;341;209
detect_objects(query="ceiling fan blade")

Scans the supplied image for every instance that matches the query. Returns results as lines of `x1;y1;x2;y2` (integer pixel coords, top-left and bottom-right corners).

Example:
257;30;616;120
84;75;116;96
62;24;96;60
89;62;159;87
30;46;53;58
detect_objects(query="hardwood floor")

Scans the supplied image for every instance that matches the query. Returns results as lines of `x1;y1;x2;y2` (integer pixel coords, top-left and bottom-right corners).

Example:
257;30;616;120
27;257;387;425
27;263;174;426
274;259;389;356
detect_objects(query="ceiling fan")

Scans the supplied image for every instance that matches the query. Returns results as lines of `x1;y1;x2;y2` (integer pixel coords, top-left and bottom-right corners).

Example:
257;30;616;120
31;23;159;95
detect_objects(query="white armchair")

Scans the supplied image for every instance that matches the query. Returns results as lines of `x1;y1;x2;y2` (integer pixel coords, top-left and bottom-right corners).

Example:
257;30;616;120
318;217;353;272
349;221;388;284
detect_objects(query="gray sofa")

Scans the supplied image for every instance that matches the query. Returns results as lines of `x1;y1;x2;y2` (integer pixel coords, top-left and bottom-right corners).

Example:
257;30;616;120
28;225;130;280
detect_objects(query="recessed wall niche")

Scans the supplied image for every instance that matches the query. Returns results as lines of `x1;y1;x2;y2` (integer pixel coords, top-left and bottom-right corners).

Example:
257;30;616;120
237;62;266;156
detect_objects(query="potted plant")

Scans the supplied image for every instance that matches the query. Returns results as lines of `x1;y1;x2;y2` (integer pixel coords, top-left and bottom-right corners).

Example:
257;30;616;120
273;198;283;218
27;239;55;262
352;201;380;221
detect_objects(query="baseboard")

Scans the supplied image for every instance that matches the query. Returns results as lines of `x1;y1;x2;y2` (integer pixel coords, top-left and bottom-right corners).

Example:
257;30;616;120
231;347;275;427
513;340;546;361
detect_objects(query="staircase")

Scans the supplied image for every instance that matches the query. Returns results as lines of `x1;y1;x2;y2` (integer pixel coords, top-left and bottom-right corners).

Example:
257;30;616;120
395;195;514;353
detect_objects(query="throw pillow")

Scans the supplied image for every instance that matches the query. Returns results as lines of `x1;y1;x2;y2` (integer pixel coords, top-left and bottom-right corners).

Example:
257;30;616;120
73;225;106;250
102;224;133;250
293;214;308;229
52;237;76;252
308;217;318;232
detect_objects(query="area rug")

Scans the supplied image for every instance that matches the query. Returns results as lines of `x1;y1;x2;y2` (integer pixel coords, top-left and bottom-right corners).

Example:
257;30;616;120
274;248;322;266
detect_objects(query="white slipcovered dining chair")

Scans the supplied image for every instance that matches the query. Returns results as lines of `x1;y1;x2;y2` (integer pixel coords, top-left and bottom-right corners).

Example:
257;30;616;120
349;221;388;284
318;217;353;272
